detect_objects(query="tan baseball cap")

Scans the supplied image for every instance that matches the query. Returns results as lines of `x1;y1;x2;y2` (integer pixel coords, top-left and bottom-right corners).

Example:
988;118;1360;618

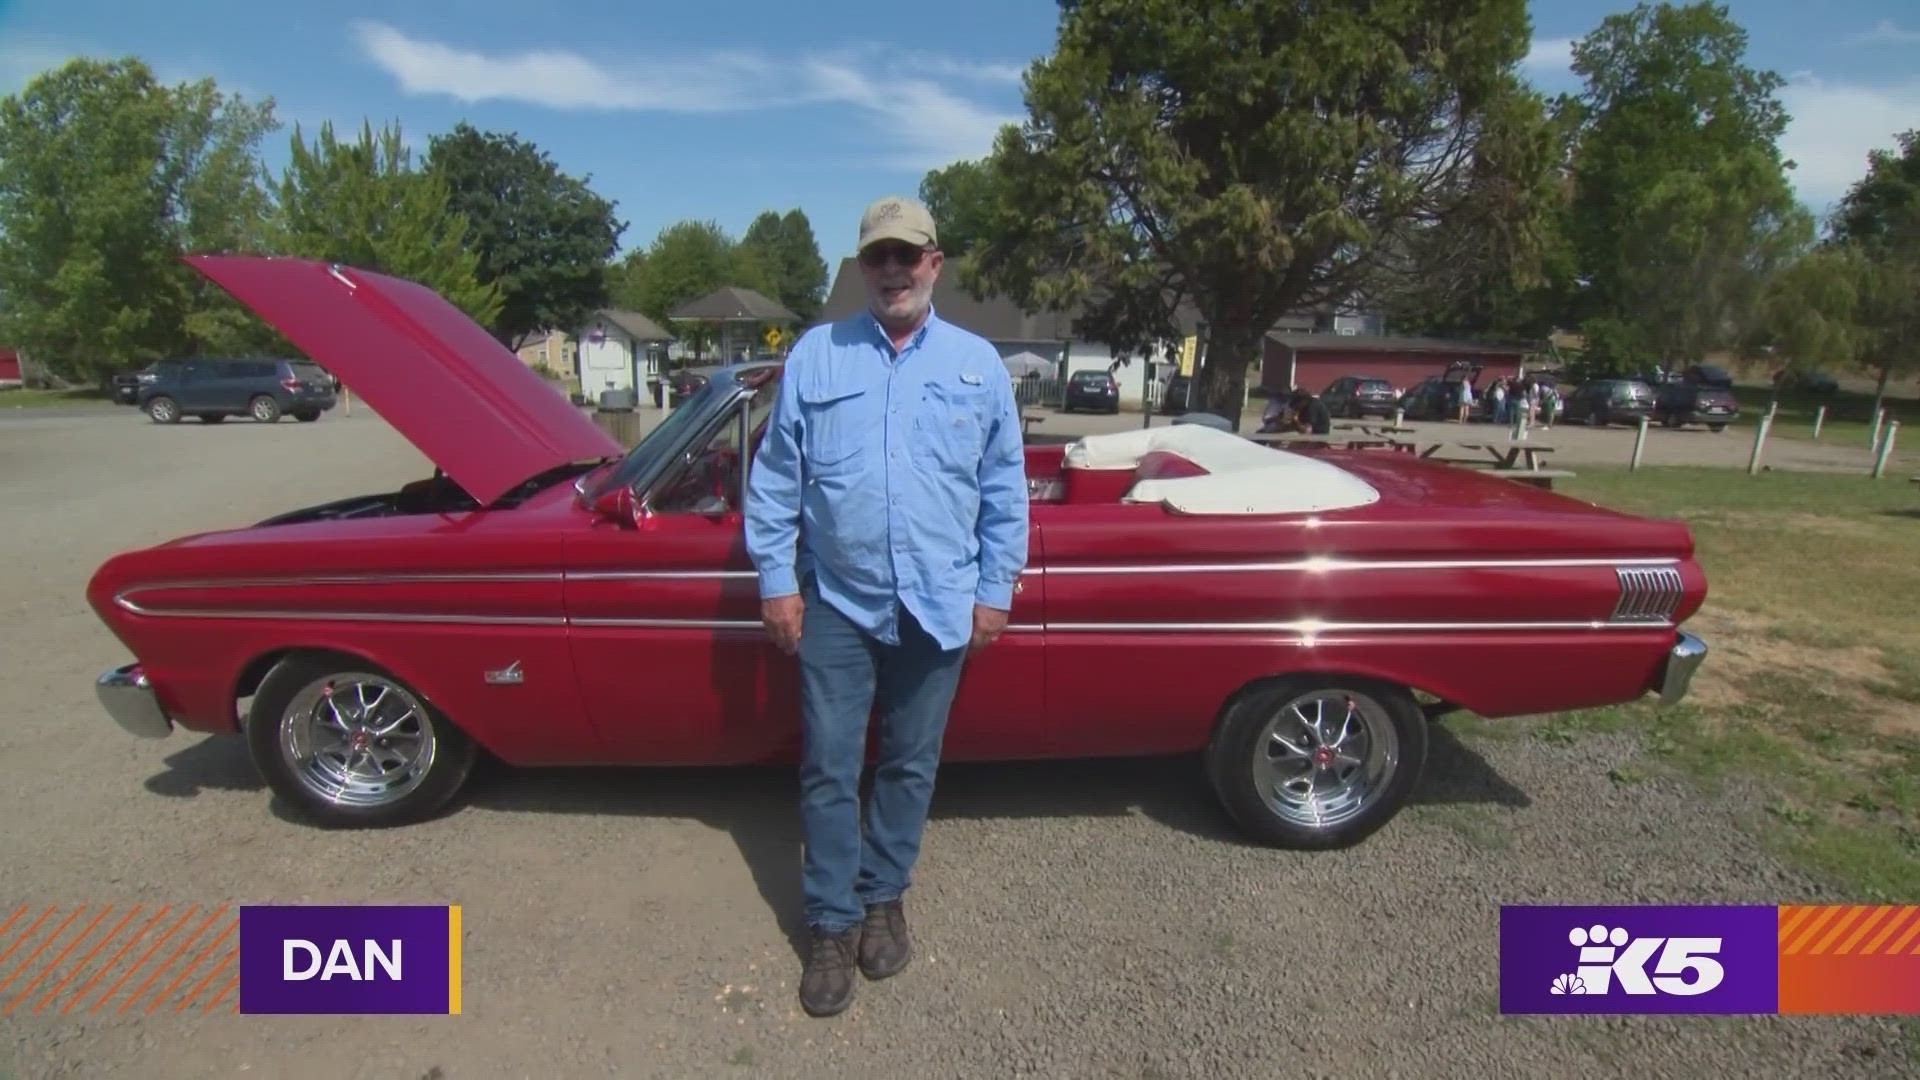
858;195;938;251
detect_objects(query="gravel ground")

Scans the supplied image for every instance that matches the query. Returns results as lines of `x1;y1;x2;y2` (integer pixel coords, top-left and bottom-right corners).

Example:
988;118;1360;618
2;407;1915;1079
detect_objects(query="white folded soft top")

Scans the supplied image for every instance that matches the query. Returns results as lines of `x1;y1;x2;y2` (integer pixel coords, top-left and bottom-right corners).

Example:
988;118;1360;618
1061;424;1381;515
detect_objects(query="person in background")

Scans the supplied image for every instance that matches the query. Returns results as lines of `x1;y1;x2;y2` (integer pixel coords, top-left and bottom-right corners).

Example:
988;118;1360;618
1288;388;1332;435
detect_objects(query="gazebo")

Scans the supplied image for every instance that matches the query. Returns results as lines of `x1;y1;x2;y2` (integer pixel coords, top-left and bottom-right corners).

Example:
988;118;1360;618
669;286;797;362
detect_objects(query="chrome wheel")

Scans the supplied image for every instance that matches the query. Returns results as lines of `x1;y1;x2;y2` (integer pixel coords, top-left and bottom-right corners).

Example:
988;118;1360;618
1250;689;1402;830
276;673;436;807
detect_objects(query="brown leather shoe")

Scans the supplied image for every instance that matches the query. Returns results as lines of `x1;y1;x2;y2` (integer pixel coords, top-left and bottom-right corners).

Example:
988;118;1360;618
799;928;860;1017
857;900;911;979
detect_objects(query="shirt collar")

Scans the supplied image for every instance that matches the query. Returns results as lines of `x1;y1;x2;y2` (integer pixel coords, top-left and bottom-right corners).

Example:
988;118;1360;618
866;305;940;355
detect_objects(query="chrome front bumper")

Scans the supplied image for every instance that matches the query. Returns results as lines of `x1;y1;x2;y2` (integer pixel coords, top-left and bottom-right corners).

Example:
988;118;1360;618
1658;632;1708;706
96;664;174;738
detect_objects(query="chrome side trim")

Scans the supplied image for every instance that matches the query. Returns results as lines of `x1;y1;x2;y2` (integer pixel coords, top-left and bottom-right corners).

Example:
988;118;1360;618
113;595;564;626
1612;566;1685;624
1043;557;1680;576
1043;619;1663;634
570;617;764;629
567;570;758;581
575;558;1684;580
117;572;563;593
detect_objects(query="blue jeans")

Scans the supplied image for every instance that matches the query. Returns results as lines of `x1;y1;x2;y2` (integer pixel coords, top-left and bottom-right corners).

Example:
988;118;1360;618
796;588;968;934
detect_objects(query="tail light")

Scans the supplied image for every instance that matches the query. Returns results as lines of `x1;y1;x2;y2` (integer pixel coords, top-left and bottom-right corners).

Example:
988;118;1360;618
281;377;300;391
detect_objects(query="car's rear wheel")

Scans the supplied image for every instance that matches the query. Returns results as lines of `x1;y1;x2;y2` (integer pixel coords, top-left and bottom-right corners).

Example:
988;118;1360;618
246;655;479;828
1206;677;1428;849
250;395;281;422
292;410;319;422
145;396;179;423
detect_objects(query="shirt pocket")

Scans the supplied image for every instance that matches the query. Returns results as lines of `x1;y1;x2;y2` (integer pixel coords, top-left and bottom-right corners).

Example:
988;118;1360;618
914;379;992;473
798;382;873;473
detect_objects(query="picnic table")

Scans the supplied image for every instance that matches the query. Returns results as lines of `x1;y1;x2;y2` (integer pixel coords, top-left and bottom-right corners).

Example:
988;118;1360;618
1021;411;1047;438
1420;439;1557;472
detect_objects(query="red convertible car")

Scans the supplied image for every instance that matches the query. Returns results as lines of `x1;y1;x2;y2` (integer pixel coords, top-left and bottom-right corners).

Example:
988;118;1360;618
87;256;1709;849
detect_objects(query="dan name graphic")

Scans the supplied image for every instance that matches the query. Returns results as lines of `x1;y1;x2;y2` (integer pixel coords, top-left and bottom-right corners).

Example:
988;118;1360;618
280;937;405;983
240;904;460;1015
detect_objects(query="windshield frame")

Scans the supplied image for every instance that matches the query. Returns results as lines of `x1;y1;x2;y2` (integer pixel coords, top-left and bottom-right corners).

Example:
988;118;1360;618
577;361;783;505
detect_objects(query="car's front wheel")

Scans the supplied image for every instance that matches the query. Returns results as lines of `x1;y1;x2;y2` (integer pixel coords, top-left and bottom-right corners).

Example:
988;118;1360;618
246;654;479;828
1206;677;1428;849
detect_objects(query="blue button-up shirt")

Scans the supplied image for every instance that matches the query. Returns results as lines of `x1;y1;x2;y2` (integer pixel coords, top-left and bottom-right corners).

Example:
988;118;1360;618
743;307;1030;651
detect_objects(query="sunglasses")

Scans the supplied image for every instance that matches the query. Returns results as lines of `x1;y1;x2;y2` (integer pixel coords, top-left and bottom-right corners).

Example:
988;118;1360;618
860;243;936;269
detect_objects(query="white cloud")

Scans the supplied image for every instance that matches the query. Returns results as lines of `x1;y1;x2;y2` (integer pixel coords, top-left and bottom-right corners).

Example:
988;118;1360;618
1847;21;1920;45
349;21;1020;171
1779;75;1920;206
1522;37;1574;77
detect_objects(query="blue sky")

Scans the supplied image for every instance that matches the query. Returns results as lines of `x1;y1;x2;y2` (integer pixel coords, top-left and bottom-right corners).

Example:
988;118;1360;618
2;1;1917;284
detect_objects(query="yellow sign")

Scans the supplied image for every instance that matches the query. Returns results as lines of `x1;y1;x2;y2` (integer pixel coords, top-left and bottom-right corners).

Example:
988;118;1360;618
1178;335;1198;376
765;326;782;351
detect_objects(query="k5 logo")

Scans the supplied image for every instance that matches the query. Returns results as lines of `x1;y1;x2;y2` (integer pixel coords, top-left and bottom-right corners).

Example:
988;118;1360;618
1555;924;1724;996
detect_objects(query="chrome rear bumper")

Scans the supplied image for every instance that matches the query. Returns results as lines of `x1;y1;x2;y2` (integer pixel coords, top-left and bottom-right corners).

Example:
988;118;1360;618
96;664;173;738
1658;632;1708;705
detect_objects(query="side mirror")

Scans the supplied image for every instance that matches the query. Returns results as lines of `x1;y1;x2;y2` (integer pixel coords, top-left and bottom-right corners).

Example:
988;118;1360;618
591;485;642;528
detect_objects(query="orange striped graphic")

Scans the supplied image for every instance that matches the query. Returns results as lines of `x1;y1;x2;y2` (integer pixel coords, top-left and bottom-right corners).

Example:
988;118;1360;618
66;904;169;1014
1778;905;1920;1015
0;904;241;1017
202;971;240;1015
3;905;112;1015
1779;906;1919;954
119;904;227;1013
32;904;143;1015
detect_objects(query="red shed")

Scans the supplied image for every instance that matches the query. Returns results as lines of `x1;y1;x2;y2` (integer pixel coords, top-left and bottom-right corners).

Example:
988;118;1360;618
1262;333;1530;398
0;348;20;384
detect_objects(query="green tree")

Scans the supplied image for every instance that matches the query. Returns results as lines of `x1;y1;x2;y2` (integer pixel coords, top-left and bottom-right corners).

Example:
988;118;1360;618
1561;2;1810;373
1825;132;1920;418
918;159;1004;262
0;57;280;384
964;0;1561;424
423;123;625;349
273;120;502;325
625;219;776;357
736;209;828;322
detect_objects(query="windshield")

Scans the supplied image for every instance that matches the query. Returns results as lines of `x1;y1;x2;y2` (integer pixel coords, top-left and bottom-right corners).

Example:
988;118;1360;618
580;365;779;501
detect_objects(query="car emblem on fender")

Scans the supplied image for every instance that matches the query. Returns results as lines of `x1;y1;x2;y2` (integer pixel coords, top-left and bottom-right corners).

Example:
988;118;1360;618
484;661;524;685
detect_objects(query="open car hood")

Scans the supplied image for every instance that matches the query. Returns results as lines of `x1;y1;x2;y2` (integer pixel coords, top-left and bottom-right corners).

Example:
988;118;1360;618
186;255;624;506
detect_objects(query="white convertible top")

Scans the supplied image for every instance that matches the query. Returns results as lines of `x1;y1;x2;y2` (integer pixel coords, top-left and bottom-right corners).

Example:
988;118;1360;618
1061;424;1381;515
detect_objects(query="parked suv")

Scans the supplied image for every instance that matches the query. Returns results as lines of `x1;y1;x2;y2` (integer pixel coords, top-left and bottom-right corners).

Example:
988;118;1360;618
1652;382;1740;430
132;357;337;424
1562;378;1655;427
1063;369;1120;413
1321;375;1399;418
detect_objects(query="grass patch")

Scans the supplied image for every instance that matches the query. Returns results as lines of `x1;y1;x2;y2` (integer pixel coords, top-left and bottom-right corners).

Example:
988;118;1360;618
1508;468;1920;900
0;386;113;408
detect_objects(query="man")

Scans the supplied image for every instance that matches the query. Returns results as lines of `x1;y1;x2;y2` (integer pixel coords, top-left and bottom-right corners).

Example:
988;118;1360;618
743;195;1029;1018
1288;388;1332;435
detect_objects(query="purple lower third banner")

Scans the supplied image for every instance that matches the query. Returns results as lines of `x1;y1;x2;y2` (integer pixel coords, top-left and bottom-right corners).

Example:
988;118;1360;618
1500;905;1778;1014
238;905;461;1015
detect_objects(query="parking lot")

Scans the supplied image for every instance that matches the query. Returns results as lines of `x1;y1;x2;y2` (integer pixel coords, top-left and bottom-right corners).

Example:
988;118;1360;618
3;406;1913;1078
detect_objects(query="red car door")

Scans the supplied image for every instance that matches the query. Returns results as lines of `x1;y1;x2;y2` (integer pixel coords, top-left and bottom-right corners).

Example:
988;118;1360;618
564;381;1046;766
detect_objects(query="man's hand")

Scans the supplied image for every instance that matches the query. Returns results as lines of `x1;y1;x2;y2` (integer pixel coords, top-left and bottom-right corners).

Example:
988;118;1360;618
969;604;1009;653
762;594;805;654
